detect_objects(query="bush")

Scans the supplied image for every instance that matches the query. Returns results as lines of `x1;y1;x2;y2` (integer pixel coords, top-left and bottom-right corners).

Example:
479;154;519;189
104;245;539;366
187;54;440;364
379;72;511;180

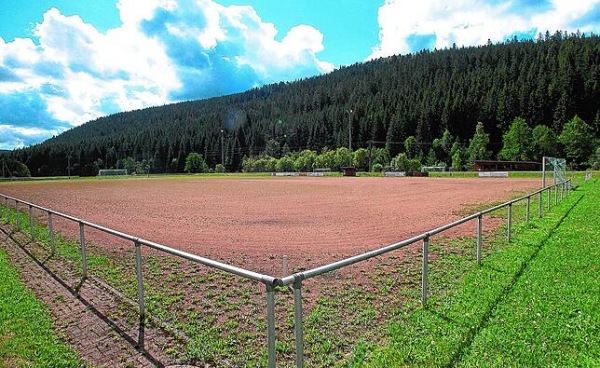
372;163;384;172
214;164;226;173
184;152;209;173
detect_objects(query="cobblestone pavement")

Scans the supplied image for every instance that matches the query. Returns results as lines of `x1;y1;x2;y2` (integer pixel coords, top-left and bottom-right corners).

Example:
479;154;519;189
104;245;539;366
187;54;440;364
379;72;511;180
1;225;183;368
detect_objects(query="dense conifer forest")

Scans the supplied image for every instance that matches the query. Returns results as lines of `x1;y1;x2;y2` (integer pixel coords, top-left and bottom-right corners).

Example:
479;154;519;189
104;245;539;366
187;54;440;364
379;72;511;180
9;31;600;176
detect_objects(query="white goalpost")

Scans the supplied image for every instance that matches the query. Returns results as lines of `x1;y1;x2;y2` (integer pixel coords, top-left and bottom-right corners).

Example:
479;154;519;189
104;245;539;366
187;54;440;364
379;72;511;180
542;156;567;188
98;169;128;177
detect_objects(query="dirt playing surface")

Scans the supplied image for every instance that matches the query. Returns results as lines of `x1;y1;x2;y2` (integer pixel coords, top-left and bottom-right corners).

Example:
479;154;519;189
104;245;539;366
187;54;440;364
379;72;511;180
0;176;540;276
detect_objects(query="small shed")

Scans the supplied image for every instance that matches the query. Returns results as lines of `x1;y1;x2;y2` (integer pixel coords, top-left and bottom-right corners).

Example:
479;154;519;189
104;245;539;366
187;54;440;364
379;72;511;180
342;167;356;176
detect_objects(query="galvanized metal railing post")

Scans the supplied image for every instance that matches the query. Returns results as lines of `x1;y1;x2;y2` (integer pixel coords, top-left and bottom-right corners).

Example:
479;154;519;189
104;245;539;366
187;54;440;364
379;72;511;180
538;191;543;218
293;279;304;368
547;186;551;210
29;205;35;241
134;241;145;318
48;211;55;253
477;214;483;265
421;235;429;306
79;222;88;278
5;197;8;222
507;204;512;242
134;240;146;349
554;183;558;205
526;195;530;223
15;200;20;230
266;284;276;368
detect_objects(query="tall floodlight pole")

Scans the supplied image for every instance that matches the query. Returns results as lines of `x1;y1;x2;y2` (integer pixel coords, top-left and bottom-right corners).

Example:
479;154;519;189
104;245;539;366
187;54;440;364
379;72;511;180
220;129;225;167
368;140;373;173
348;109;353;152
67;152;72;179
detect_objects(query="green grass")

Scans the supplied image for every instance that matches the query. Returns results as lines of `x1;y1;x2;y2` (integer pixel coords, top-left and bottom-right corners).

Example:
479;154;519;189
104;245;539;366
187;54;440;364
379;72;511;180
0;247;83;368
359;179;600;367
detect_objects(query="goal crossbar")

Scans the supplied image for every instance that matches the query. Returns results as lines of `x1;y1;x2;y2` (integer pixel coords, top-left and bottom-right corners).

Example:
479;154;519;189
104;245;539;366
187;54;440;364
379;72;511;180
98;169;128;177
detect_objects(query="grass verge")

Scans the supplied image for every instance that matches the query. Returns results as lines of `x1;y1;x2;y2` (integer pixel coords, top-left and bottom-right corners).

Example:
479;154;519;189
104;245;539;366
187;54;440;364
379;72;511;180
0;247;83;367
360;179;599;367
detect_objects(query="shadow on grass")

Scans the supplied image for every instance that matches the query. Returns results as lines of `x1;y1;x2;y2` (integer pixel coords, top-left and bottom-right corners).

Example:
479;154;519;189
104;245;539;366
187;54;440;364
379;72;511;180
436;192;585;368
0;225;164;367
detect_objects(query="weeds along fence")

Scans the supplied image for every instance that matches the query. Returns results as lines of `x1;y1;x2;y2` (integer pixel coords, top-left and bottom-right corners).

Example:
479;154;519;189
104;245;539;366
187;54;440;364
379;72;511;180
0;179;571;367
0;194;280;366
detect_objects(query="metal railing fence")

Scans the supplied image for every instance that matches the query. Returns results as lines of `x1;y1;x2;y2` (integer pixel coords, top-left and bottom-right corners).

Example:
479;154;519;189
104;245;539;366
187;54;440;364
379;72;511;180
278;179;571;368
0;178;571;367
0;194;280;367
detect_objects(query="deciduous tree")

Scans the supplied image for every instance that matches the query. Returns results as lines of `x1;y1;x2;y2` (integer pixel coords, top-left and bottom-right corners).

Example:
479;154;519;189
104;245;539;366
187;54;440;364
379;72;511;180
498;117;533;161
467;122;491;166
559;115;594;168
184;152;209;173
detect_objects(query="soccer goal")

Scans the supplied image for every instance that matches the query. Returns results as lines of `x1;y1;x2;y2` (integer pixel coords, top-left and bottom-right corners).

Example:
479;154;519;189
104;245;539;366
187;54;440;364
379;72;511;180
98;169;128;177
542;157;567;188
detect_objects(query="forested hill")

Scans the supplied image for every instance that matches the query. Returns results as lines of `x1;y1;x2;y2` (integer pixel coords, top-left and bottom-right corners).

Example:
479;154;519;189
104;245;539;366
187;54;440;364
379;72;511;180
13;31;600;176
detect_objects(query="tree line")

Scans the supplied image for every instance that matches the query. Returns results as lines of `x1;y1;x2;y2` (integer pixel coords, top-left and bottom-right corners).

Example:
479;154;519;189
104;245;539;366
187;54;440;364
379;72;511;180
8;31;600;176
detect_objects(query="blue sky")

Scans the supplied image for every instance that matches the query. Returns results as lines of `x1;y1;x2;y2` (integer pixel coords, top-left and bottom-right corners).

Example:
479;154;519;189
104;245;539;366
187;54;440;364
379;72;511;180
1;0;600;150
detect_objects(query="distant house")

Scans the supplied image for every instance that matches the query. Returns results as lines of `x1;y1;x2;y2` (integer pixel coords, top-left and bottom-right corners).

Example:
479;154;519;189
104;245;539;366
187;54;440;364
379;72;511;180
473;160;542;172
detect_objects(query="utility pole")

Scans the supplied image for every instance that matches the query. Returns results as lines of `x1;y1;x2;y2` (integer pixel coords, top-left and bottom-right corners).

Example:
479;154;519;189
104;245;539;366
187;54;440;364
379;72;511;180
368;140;373;173
67;152;72;179
348;109;353;152
220;129;225;168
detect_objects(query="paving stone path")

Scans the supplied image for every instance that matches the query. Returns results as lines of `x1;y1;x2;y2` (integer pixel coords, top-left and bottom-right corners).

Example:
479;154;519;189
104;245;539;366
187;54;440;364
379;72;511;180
1;225;184;368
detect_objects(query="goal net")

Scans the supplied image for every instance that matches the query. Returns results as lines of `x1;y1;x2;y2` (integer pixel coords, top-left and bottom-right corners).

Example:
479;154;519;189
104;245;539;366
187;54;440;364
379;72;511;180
542;157;567;188
98;169;128;177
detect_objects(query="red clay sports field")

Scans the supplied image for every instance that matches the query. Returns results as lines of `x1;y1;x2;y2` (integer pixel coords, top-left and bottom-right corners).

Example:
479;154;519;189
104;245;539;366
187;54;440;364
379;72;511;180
0;176;540;275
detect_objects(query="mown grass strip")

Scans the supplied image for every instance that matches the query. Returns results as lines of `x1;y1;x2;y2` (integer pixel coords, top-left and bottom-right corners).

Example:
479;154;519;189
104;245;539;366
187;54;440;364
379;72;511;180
456;180;600;367
360;179;599;367
0;246;83;368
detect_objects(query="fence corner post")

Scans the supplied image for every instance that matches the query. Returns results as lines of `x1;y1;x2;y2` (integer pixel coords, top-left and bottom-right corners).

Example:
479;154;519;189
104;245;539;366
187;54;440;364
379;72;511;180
266;284;276;368
293;279;305;368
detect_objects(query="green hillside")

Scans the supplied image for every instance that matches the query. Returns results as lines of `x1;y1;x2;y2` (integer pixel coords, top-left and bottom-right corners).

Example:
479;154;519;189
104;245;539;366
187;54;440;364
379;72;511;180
12;31;600;176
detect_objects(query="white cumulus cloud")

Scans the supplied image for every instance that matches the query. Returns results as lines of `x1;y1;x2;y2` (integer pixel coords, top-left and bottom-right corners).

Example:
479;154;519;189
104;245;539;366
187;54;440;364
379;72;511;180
370;0;600;59
0;0;333;149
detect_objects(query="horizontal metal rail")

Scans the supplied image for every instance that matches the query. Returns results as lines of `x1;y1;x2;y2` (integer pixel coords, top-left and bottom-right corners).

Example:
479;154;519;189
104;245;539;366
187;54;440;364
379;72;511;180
0;194;277;286
280;180;569;286
280;233;427;285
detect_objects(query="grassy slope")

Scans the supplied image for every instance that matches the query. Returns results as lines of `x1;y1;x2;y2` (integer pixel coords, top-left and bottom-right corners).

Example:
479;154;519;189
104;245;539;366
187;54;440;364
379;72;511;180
0;247;82;368
365;179;599;367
